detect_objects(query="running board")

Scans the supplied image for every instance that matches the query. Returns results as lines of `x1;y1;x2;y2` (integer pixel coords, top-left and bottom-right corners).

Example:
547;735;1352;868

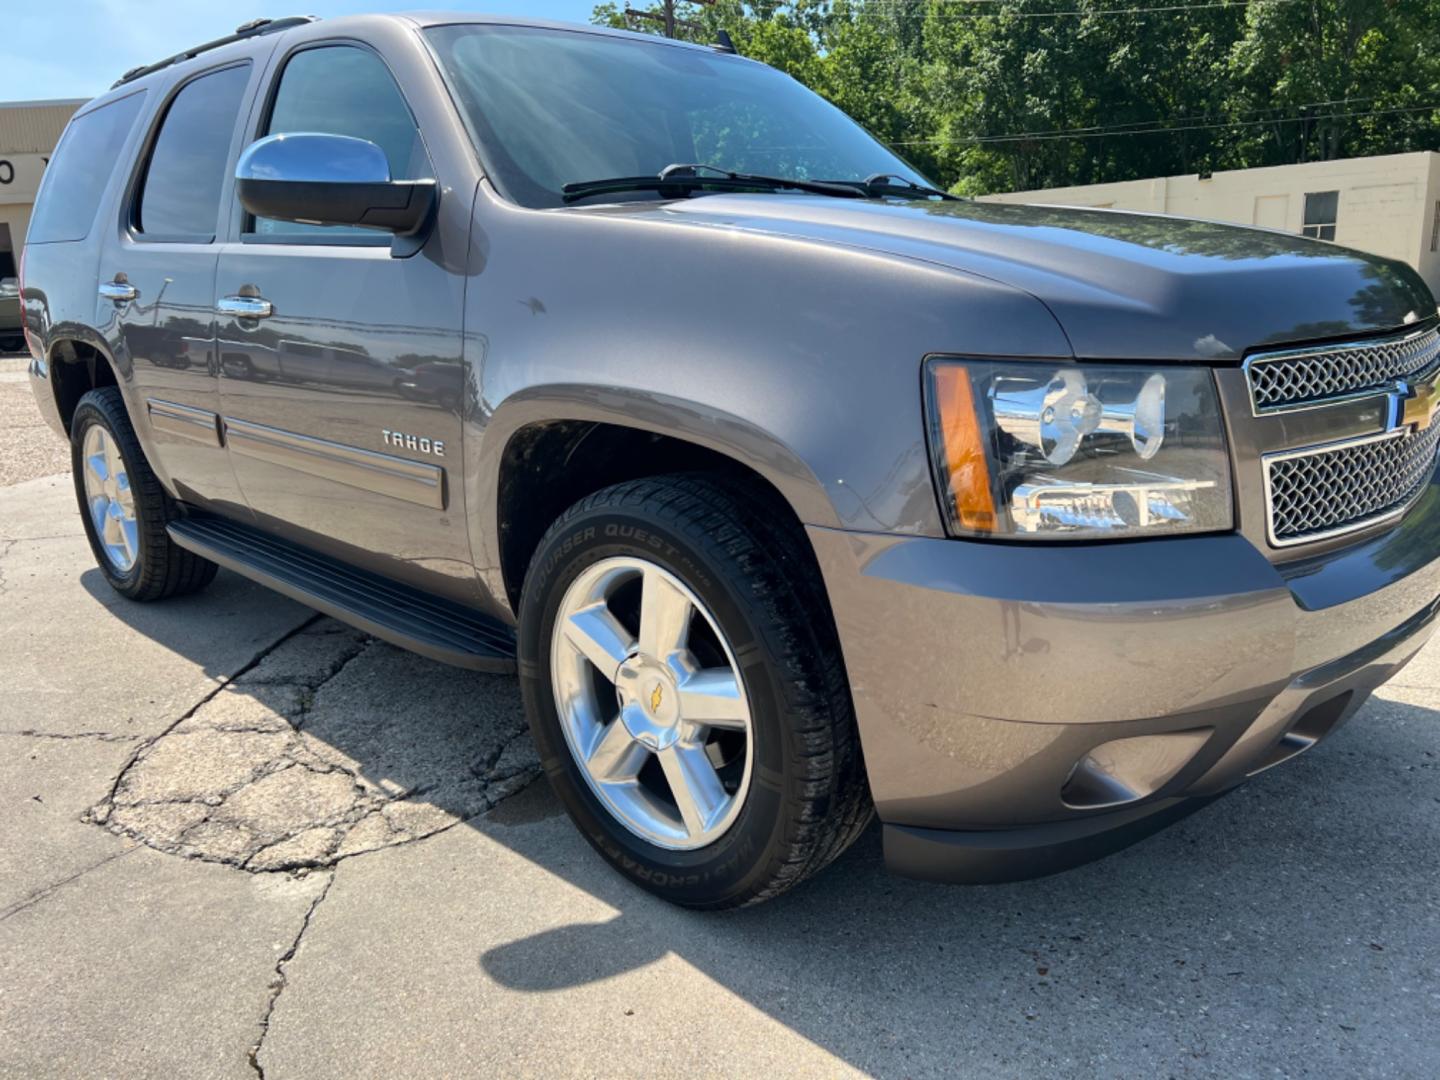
168;514;516;673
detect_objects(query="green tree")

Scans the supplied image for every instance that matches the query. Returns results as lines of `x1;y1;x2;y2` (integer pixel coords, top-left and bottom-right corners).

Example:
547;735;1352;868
1225;0;1440;166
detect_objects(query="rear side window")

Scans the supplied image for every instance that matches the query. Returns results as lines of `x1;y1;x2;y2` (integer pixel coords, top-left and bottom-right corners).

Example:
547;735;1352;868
27;91;146;244
136;64;251;240
248;45;431;240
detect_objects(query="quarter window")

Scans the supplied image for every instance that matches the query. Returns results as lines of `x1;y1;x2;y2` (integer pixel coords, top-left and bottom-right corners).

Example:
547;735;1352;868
27;91;146;244
247;45;431;239
1301;190;1339;241
136;64;251;240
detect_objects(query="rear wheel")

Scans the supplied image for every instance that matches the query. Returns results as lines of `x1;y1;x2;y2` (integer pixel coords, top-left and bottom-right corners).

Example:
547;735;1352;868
519;474;872;908
70;387;217;601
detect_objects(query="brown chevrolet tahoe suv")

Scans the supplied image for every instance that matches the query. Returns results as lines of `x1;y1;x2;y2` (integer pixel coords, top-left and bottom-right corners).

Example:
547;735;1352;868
22;13;1440;907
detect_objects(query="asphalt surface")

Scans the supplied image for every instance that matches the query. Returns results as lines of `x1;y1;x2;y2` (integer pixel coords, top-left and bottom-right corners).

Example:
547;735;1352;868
2;432;1438;1076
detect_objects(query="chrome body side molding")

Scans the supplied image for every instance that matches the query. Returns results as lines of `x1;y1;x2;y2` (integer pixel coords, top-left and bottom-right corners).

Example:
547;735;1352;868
222;417;446;510
147;399;222;447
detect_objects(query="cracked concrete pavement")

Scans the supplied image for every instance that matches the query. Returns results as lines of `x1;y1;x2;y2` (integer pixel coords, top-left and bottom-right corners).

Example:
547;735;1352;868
3;449;1440;1078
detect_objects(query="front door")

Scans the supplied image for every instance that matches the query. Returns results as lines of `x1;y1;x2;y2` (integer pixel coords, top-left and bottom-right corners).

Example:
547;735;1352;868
215;41;474;600
101;61;259;513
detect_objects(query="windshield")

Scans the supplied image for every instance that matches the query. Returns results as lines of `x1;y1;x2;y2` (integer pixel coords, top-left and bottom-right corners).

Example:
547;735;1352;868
424;24;928;209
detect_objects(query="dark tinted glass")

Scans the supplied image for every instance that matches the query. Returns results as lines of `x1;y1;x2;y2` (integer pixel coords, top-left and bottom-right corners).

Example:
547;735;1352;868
424;25;926;209
137;64;250;239
27;91;146;244
249;45;429;238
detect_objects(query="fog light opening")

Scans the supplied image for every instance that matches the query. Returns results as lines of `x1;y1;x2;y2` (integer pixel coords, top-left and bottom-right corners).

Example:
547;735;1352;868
1061;728;1214;811
1247;691;1354;776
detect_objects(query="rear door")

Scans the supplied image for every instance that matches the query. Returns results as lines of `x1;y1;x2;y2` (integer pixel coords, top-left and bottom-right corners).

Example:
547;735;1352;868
98;60;264;513
215;40;473;601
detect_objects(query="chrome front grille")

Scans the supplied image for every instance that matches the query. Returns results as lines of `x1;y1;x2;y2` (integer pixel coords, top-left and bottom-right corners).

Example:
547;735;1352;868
1246;326;1440;411
1264;422;1440;545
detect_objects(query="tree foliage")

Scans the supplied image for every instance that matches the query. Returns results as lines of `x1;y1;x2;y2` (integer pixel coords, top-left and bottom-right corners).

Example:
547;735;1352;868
590;0;1440;194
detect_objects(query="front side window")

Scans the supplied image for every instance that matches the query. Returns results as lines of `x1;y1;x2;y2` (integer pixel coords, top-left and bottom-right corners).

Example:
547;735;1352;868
424;25;927;209
248;45;431;239
136;64;251;240
28;91;146;244
1302;190;1339;241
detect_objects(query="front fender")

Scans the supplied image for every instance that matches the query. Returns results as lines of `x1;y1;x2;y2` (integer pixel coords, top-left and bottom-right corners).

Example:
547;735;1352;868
459;188;1078;614
467;382;838;607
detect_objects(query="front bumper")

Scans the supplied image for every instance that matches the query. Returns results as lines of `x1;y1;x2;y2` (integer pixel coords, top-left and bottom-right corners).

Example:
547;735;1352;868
808;478;1440;883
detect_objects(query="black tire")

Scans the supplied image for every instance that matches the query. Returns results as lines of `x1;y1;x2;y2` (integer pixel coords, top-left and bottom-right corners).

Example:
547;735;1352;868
70;387;217;601
518;474;873;909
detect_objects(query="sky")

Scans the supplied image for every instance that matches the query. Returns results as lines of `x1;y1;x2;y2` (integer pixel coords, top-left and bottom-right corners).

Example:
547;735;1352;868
5;0;601;102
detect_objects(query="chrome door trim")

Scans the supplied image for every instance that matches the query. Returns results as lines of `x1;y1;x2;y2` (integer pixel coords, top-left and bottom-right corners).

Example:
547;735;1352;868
146;398;222;447
222;417;446;510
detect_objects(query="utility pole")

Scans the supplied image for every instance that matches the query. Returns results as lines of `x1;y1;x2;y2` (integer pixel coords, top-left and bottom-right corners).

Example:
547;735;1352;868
624;0;715;40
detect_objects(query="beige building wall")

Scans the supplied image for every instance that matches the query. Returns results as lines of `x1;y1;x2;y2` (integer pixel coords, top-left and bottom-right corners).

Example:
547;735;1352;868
0;98;84;276
980;152;1440;299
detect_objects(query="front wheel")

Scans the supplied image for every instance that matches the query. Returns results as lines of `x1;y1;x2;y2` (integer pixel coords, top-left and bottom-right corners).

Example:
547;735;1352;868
518;474;872;908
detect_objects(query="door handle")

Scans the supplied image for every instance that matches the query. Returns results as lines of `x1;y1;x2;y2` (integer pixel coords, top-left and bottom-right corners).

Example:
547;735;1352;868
217;295;273;319
99;281;137;302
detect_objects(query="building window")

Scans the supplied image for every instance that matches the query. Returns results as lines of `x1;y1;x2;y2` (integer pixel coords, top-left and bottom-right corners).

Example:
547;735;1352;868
1302;190;1339;241
1432;201;1440;253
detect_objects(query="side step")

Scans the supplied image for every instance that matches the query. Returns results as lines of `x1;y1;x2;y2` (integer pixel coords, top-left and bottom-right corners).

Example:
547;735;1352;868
168;514;516;673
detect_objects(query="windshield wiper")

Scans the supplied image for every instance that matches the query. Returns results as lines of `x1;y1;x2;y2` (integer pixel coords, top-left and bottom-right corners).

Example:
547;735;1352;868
561;163;867;204
836;173;960;201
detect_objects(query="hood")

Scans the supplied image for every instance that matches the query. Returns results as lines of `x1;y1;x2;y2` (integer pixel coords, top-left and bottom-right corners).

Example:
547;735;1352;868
607;195;1437;362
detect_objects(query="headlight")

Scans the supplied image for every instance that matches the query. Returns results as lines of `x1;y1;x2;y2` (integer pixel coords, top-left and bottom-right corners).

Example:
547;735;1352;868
924;358;1233;539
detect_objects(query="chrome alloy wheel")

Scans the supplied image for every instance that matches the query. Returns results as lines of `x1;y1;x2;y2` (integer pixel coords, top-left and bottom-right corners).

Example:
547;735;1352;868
81;425;139;573
550;557;754;850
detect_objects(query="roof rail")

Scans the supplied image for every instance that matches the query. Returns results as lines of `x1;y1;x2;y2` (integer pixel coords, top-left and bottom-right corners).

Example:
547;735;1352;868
111;16;319;89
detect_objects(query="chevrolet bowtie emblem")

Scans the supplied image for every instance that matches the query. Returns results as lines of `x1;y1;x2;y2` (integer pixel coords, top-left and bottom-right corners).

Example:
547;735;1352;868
1395;369;1440;432
650;684;664;713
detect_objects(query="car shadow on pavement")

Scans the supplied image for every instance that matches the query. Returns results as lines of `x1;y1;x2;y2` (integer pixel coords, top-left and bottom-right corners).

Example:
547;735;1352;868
471;699;1439;1072
89;577;1440;1074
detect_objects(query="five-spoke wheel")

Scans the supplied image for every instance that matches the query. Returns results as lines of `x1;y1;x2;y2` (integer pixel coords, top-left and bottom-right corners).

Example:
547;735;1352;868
81;424;139;573
69;386;217;601
551;557;753;849
520;475;872;908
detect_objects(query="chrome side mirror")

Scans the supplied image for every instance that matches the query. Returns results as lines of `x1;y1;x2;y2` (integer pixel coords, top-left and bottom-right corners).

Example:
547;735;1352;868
235;133;436;236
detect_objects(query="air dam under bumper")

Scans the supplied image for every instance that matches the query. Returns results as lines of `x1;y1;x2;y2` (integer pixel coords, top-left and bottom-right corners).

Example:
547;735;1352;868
807;484;1440;884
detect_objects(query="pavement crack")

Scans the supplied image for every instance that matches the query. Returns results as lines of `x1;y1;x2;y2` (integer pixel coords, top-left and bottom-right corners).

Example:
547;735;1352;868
289;637;372;730
92;615;325;819
0;846;137;923
0;729;141;742
249;871;334;1078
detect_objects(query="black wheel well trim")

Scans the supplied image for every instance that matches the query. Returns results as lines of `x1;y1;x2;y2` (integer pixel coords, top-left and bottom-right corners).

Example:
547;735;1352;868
494;418;815;613
46;334;123;434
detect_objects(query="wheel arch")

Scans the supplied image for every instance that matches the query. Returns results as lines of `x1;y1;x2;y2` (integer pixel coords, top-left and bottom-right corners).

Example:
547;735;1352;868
475;385;839;614
45;334;123;435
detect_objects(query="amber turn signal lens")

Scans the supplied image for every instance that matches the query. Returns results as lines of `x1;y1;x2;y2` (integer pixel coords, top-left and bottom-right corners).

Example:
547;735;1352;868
930;363;996;532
